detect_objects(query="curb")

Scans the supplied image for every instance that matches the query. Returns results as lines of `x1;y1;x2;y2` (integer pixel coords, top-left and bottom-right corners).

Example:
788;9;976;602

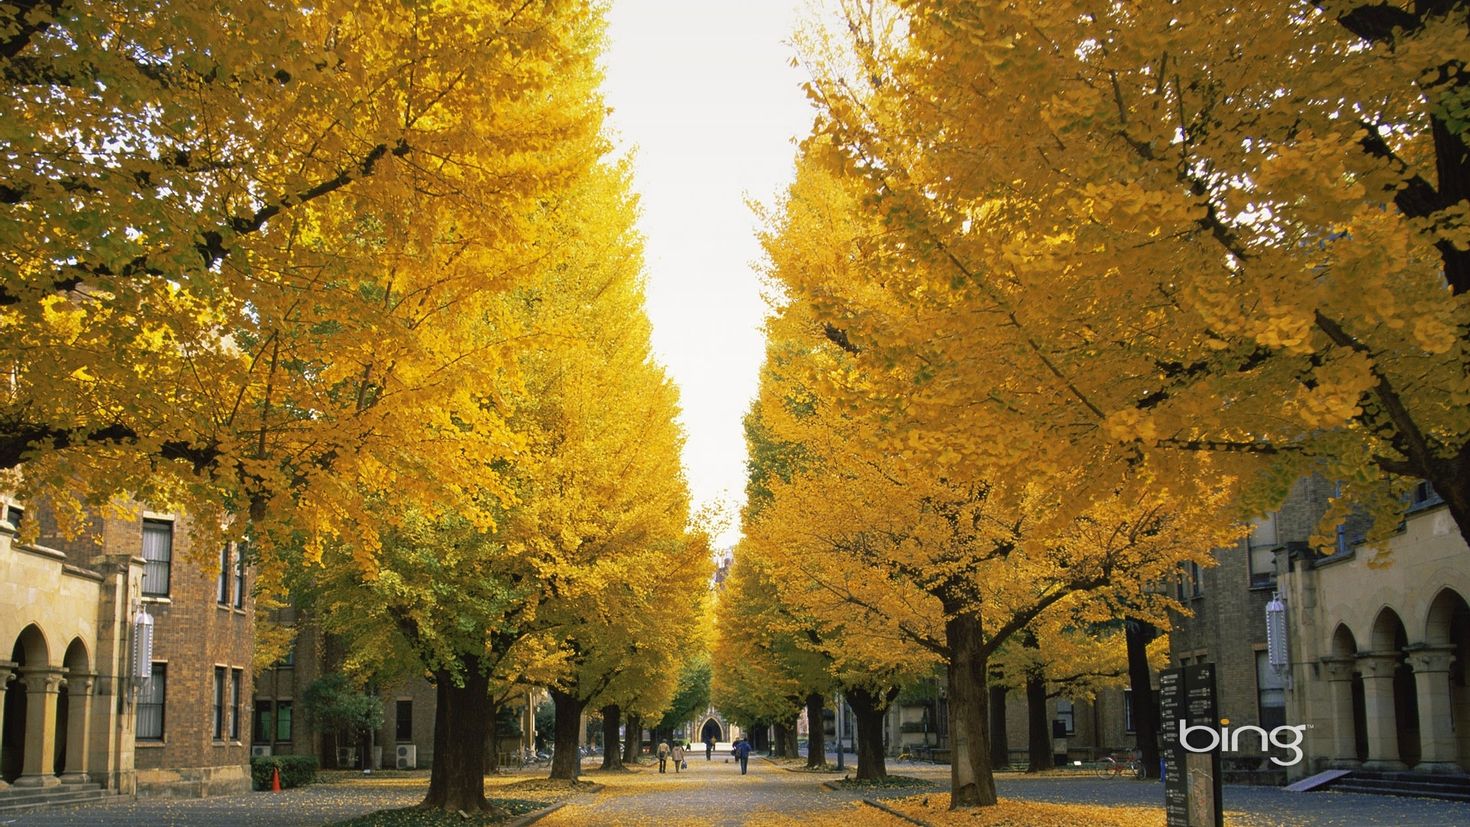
860;798;934;827
504;800;566;827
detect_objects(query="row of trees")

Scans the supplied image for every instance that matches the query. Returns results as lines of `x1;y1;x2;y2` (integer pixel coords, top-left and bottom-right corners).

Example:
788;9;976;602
2;0;708;813
719;0;1468;810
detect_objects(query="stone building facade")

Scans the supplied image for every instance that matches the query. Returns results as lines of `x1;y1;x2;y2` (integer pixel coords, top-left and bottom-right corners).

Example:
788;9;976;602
1170;477;1470;781
1;498;254;800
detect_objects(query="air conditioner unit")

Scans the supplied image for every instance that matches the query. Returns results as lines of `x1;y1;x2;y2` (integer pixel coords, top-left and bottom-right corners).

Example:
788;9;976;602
396;745;417;769
251;745;272;757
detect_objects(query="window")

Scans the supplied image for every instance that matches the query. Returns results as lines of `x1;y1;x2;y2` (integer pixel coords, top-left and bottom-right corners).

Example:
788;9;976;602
1056;699;1075;735
4;504;21;528
253;700;274;743
230;669;243;740
1408;481;1443;511
396;700;413;742
142;519;173;597
1176;561;1203;600
213;666;226;740
217;545;231;604
275;700;293;742
1256;651;1287;730
1123;689;1135;734
276;644;294;670
1248;513;1278;588
137;663;166;740
232;543;246;608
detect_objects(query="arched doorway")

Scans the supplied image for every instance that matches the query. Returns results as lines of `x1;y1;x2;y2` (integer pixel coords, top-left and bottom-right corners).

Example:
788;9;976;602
1422;588;1469;770
700;718;723;745
1328;623;1368;763
1367;608;1419;768
3;624;49;782
57;638;91;780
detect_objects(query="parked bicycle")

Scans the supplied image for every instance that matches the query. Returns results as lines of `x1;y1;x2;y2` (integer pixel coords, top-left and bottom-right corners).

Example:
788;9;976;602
1094;753;1145;779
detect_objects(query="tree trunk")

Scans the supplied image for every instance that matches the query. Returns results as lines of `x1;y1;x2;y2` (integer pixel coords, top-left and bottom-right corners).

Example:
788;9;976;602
988;683;1009;769
622;714;641;763
1026;669;1051;772
1126;617;1162;778
805;693;826;768
600;704;624;770
422;658;491;811
782;713;800;758
846;685;893;781
773;720;790;758
549;689;586;780
946;609;998;807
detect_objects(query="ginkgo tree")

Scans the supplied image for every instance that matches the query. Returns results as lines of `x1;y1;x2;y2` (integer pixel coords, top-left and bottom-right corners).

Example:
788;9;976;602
749;147;1243;805
1;0;605;558
800;0;1470;554
280;157;704;811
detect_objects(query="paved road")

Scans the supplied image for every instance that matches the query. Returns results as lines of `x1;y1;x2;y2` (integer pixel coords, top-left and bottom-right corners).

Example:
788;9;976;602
3;776;432;827
543;756;881;827
8;760;1470;826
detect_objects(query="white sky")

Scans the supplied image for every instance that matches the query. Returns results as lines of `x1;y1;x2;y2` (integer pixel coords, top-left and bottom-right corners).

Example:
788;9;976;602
601;1;819;548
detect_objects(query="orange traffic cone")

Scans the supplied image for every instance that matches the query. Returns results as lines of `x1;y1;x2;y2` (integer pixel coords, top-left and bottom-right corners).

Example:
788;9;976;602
271;766;282;793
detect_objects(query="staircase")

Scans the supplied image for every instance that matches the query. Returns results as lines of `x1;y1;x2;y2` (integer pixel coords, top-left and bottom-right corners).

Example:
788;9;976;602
0;782;116;815
1323;770;1470;803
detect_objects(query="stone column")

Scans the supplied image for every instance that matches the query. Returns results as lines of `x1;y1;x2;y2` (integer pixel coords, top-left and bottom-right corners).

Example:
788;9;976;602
1357;652;1407;771
0;661;15;791
14;668;65;787
1407;646;1461;773
59;674;97;784
1321;657;1362;768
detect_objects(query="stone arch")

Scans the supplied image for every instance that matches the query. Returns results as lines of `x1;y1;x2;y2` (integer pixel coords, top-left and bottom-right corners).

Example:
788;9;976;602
1328;623;1367;763
1425;588;1469;646
1367;607;1420;767
1422;588;1470;769
1369;607;1405;652
4;624;51;782
10;624;49;668
56;638;90;777
696;709;729;746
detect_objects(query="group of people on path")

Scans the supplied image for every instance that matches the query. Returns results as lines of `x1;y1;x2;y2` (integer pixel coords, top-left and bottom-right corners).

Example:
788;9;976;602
655;736;754;775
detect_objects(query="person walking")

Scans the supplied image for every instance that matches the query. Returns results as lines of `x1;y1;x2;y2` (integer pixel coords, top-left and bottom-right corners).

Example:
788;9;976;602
657;740;670;774
706;736;715;761
733;736;752;775
671;741;686;773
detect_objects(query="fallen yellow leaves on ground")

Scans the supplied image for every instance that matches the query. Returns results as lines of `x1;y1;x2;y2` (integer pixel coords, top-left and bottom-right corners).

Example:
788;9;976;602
884;794;1165;826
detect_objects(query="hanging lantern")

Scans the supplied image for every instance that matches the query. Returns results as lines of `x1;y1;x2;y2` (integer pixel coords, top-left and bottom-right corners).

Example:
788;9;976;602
133;607;154;681
1265;592;1289;673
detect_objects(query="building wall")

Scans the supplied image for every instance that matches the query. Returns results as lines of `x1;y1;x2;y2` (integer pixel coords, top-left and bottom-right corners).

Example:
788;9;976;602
1281;493;1470;777
107;507;254;797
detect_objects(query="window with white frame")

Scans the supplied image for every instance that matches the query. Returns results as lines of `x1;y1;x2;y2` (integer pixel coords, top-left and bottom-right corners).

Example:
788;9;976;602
137;663;166;740
1248;513;1278;588
142;519;173;596
1256;651;1287;729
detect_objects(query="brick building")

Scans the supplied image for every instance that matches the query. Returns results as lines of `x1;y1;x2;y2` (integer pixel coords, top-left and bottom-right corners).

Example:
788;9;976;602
1;497;254;805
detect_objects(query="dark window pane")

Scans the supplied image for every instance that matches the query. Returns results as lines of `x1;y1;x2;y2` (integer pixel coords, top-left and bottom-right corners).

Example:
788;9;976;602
276;701;293;742
213;666;226;739
218;545;231;604
253;700;273;743
233;544;246;607
230;669;242;740
396;700;413;742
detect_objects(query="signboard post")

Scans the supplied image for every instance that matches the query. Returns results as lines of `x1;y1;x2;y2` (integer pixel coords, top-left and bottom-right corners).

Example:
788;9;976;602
1160;664;1223;827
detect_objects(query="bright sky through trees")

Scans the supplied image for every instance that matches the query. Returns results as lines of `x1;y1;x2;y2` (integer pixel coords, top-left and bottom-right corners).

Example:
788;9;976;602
601;1;818;546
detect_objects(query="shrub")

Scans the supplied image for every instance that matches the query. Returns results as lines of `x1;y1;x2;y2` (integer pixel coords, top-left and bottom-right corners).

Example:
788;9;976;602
252;754;319;790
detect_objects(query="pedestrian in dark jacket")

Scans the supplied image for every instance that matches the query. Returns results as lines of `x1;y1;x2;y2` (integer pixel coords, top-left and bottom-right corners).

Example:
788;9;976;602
733;737;752;775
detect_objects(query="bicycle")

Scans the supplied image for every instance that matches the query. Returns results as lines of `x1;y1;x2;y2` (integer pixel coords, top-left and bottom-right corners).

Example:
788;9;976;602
1094;754;1144;779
